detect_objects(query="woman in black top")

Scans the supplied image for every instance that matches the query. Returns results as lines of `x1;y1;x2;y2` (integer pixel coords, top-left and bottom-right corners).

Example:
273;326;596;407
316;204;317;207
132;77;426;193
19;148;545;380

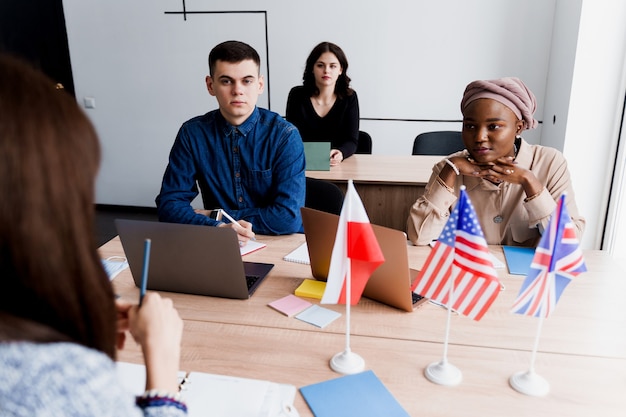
286;42;359;165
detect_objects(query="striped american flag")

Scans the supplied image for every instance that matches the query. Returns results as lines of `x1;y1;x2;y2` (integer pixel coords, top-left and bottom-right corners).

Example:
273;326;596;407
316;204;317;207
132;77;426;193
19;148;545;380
511;194;586;318
412;187;500;321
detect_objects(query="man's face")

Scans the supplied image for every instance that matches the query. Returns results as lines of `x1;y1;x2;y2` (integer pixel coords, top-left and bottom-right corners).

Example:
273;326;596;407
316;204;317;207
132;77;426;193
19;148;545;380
206;59;264;126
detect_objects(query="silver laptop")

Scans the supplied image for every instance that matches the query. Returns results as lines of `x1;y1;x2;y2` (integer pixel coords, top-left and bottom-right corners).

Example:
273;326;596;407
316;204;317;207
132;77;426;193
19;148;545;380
300;207;427;312
115;219;273;299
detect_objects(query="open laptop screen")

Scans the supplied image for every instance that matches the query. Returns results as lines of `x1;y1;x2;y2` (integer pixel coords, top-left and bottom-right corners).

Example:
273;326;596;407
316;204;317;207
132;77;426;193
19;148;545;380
115;219;272;299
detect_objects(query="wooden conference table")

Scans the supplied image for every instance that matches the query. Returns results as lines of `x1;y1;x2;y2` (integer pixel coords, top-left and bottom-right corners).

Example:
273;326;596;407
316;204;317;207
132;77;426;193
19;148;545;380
103;234;626;417
306;154;442;232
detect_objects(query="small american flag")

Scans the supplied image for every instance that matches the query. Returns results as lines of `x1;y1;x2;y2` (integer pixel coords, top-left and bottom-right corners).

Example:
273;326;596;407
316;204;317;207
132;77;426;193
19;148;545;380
511;194;586;317
412;187;500;321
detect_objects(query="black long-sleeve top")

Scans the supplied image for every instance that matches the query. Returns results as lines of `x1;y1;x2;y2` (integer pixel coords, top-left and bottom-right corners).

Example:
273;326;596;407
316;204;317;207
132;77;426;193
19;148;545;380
285;86;360;160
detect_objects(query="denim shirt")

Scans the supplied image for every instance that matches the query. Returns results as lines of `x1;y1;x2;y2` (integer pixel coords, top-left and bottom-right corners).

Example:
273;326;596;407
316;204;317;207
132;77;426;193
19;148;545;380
156;107;305;235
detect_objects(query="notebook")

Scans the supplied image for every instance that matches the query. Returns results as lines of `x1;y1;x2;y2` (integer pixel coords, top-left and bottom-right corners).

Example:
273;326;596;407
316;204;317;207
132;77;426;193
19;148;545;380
300;370;409;417
303;141;331;171
116;361;297;417
502;245;535;275
300;207;427;312
283;242;310;264
115;219;274;299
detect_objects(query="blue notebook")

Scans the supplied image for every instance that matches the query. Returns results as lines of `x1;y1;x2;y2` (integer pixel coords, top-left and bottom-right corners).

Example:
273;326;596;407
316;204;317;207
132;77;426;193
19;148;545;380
300;370;409;417
502;246;535;275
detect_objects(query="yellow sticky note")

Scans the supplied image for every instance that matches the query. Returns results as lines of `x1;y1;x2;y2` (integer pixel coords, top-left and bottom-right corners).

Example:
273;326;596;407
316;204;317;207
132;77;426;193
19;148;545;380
295;279;326;300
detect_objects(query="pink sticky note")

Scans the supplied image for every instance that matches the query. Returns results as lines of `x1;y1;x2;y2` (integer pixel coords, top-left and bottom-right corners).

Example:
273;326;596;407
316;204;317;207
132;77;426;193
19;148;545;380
268;294;313;317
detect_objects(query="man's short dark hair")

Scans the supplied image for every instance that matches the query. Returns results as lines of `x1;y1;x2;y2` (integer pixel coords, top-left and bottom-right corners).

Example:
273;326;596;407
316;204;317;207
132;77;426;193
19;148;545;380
208;40;261;76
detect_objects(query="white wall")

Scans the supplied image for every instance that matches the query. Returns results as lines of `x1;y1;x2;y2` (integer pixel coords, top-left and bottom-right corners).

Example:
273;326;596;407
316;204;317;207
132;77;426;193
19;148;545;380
63;0;553;205
268;0;551;151
541;1;581;151
63;0;269;207
552;0;626;249
63;0;626;249
604;105;626;266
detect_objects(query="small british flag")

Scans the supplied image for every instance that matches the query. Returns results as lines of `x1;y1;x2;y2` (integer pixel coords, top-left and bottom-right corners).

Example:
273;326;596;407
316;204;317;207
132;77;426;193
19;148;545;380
511;194;587;318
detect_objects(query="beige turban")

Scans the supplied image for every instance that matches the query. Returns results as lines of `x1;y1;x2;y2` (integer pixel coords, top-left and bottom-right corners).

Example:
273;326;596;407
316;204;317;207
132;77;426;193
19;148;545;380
460;77;538;130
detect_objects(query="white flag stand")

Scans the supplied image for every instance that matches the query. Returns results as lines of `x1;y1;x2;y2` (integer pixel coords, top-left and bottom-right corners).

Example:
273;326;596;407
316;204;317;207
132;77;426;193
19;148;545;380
509;316;550;396
424;267;462;386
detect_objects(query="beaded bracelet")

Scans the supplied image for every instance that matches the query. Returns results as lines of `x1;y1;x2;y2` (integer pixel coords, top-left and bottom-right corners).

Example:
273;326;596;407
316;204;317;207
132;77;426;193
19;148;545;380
136;389;187;412
443;158;460;175
140;389;182;401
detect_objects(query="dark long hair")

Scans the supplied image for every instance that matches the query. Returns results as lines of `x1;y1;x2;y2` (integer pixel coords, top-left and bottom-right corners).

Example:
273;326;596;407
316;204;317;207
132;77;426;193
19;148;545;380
0;54;117;359
302;42;353;99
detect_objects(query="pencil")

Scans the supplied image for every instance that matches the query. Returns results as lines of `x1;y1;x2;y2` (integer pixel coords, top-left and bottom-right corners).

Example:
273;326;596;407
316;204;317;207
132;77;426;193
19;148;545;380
219;209;256;241
139;238;151;306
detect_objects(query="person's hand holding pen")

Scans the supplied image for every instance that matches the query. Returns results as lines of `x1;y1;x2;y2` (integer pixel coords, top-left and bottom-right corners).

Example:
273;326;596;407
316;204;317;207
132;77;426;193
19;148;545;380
194;208;256;246
218;209;256;246
116;239;184;394
114;294;183;393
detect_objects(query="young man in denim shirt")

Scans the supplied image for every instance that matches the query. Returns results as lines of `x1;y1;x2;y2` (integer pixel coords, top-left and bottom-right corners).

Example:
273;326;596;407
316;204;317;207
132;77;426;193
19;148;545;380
156;41;305;242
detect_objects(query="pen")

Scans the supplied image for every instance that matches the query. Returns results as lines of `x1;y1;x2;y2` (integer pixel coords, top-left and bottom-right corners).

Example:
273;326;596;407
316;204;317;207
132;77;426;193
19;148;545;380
219;209;256;241
139;238;151;306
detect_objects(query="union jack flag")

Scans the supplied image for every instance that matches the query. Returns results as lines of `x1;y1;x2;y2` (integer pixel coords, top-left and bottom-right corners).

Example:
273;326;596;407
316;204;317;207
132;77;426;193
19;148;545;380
412;187;500;321
511;194;586;318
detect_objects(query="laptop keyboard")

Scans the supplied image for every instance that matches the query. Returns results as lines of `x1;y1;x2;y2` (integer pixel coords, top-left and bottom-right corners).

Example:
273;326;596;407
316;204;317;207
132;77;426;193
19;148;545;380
246;275;260;290
411;292;425;305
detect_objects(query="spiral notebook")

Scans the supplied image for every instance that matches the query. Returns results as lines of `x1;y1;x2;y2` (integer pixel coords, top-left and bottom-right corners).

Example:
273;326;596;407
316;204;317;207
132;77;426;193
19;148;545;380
116;362;297;417
283;242;310;265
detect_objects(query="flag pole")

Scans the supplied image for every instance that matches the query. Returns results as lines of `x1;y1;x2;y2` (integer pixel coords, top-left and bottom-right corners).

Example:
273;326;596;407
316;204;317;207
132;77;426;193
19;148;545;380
508;194;575;397
441;273;454;364
345;260;352;352
344;183;353;353
509;303;550;396
415;186;501;387
330;180;365;375
424;266;462;386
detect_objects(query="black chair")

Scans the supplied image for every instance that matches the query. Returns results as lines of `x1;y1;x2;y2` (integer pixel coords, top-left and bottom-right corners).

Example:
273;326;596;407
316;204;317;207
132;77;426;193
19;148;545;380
356;130;372;154
411;131;465;155
305;177;344;215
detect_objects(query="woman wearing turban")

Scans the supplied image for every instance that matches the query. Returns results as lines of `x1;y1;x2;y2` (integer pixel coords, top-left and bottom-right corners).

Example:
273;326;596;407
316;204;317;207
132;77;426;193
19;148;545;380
407;77;585;246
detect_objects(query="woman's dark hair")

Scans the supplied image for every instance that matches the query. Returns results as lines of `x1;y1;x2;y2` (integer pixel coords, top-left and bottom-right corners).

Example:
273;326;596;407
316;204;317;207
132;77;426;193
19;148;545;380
302;42;353;99
0;54;117;359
